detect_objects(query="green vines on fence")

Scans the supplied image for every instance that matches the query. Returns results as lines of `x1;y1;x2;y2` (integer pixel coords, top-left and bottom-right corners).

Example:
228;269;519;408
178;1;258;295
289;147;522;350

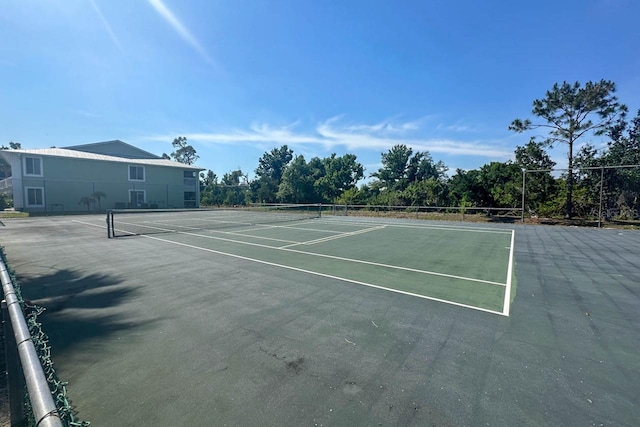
0;246;90;427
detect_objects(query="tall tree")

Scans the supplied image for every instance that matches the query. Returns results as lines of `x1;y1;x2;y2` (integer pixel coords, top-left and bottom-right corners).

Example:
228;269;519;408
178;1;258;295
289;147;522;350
200;170;218;187
221;169;245;186
316;153;364;202
255;145;293;183
510;80;627;218
606;109;640;165
277;155;318;203
371;145;446;196
602;109;640;218
477;162;522;208
448;169;487;207
514;140;557;211
0;141;21;179
371;144;413;190
252;145;293;203
170;136;199;165
219;169;247;205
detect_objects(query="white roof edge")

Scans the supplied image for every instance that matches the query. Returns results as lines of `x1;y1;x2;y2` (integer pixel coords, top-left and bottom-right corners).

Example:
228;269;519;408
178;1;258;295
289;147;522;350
0;148;204;170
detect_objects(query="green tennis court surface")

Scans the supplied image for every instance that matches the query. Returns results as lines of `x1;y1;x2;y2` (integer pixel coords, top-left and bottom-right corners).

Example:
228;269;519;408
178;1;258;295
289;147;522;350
1;214;638;426
109;210;515;315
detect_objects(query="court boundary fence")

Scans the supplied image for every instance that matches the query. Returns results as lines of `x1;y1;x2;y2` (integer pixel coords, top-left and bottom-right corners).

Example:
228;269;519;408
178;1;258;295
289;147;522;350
320;204;522;222
523;164;640;227
1;247;89;426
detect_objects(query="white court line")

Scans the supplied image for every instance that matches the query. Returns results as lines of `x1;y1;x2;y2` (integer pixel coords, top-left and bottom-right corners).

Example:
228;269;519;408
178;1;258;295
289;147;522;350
502;230;515;316
281;225;386;249
139;233;507;317
152;221;299;244
234;221;354;235
113;220;506;287
72;219;109;231
320;217;513;235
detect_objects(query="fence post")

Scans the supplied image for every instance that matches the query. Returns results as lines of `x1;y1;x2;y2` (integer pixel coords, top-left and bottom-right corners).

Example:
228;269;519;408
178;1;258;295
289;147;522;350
2;299;26;426
521;169;526;223
598;166;604;228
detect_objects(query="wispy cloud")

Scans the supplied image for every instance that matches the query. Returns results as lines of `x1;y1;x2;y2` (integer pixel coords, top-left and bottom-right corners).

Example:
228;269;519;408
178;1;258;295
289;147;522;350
342;116;425;134
436;121;476;133
147;0;216;67
142;116;511;158
89;0;123;53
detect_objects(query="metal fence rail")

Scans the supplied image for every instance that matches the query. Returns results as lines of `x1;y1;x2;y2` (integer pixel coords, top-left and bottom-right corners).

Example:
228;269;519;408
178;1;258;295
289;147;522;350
1;258;62;427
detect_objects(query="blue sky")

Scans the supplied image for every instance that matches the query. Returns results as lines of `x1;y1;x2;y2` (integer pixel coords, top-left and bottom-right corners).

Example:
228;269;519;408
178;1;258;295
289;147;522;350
2;0;639;180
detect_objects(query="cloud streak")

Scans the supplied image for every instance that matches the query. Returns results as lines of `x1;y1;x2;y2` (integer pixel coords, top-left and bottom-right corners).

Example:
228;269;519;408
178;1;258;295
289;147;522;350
148;0;216;67
89;0;123;53
142;116;511;158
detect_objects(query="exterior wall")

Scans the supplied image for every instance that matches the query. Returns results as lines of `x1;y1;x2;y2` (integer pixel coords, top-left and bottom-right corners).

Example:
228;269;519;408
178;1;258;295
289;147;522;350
10;153;200;212
9;155;24;208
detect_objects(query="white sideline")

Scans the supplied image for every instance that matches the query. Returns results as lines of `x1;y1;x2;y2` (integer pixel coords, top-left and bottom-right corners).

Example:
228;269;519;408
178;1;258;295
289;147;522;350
281;225;386;248
502;229;516;316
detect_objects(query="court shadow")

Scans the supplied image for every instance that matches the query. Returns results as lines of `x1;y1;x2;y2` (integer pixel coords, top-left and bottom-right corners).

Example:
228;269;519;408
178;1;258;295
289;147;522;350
17;269;156;356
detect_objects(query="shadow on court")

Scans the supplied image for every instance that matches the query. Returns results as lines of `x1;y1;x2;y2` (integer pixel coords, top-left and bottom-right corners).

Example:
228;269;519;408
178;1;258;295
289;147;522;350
18;269;155;356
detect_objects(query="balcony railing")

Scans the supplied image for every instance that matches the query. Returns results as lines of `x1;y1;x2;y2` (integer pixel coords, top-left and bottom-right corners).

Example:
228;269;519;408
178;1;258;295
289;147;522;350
0;177;12;193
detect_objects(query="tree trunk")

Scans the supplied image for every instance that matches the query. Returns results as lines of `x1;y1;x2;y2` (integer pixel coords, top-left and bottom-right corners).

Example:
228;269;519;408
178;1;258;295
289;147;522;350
565;140;573;219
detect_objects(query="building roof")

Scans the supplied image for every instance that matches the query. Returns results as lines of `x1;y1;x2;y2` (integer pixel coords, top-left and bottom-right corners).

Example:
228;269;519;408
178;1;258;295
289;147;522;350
63;140;161;159
0;147;203;170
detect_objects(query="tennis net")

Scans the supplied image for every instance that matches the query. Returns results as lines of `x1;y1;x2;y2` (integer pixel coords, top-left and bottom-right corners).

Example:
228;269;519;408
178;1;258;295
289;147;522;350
107;204;321;238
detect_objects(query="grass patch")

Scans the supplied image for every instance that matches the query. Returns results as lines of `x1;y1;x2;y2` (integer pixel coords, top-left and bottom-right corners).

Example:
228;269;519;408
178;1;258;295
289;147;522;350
0;211;29;219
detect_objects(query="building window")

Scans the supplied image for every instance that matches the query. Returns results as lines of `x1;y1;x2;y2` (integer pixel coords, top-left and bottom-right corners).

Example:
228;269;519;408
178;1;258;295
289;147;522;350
183;170;197;186
24;156;43;177
129;190;146;208
25;187;45;207
129;165;145;181
184;191;196;208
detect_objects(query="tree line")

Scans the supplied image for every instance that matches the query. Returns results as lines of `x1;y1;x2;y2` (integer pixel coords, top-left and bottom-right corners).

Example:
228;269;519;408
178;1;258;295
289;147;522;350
198;80;639;220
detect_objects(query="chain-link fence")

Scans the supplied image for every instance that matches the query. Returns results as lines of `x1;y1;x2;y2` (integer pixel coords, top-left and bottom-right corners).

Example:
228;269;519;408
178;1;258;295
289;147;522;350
523;165;640;226
320;204;522;222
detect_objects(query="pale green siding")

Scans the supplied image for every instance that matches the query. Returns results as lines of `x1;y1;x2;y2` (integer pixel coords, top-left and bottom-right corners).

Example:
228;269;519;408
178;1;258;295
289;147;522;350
18;155;201;212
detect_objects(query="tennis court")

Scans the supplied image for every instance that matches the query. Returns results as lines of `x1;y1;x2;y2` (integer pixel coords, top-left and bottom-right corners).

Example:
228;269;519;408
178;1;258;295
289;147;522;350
106;207;515;316
1;212;639;426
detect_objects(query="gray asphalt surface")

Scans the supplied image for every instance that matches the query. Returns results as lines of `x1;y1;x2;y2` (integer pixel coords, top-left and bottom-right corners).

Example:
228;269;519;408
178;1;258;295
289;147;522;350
0;215;638;426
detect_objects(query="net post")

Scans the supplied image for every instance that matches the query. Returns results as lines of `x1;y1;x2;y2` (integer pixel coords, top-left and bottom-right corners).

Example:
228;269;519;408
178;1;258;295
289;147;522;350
106;211;111;238
2;299;27;426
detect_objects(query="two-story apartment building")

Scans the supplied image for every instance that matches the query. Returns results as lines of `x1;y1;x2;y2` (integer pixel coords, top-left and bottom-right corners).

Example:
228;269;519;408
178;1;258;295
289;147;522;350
0;140;204;213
